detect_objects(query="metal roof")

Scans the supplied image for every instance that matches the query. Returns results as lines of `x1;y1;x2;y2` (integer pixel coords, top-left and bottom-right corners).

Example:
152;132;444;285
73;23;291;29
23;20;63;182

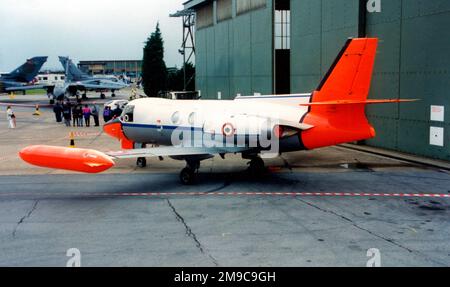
170;9;196;17
183;0;212;10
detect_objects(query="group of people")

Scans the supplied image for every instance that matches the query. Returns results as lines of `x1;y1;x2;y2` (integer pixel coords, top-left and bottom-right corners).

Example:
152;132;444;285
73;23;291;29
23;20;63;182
5;100;124;130
53;102;100;128
53;101;123;128
102;105;122;123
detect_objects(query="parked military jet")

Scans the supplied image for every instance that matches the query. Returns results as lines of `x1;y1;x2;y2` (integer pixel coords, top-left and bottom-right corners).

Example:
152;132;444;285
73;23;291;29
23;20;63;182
20;38;416;184
0;57;48;94
46;57;128;102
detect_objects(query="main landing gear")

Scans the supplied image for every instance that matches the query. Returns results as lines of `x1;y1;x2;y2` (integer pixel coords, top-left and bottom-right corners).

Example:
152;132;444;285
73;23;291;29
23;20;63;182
246;156;266;176
100;93;106;99
179;160;200;185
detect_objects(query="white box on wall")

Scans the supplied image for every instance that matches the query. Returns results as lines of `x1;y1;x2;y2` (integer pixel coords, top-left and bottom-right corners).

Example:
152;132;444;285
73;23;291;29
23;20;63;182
430;127;444;147
430;105;445;122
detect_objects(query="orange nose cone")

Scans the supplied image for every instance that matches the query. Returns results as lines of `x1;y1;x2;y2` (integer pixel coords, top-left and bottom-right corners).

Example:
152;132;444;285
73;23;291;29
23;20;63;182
103;120;123;140
19;145;115;173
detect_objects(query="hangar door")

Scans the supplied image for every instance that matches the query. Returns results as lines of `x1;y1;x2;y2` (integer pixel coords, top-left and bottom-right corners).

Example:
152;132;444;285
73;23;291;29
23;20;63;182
274;0;290;94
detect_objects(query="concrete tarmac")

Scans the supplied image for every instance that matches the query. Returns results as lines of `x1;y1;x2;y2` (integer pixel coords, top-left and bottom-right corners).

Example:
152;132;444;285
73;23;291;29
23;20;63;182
0;92;449;266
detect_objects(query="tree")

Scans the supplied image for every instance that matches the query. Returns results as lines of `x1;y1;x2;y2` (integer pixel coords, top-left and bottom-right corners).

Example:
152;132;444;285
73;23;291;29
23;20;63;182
142;23;168;97
166;62;195;92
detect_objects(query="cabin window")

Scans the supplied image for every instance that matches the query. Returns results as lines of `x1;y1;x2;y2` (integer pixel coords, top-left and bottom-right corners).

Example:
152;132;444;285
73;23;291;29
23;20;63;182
171;111;181;124
188;112;197;126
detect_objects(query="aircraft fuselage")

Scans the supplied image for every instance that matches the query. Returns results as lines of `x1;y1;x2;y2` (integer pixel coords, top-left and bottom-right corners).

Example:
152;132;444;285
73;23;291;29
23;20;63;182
117;95;312;154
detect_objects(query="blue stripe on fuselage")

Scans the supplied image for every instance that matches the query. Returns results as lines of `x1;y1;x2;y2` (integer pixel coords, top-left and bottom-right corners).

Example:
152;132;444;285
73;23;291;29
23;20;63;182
122;122;203;132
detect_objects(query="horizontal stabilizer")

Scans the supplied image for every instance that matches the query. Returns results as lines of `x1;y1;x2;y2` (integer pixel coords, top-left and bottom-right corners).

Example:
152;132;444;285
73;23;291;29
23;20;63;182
301;99;418;106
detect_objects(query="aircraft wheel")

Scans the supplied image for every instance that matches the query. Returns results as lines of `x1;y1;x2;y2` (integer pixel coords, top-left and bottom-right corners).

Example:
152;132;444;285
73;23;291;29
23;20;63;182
180;167;196;185
136;157;147;168
248;157;265;176
100;93;106;99
82;93;87;100
111;93;116;98
49;99;55;105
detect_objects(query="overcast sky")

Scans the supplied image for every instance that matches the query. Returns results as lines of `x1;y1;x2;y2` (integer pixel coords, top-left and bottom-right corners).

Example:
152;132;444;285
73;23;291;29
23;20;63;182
0;0;185;72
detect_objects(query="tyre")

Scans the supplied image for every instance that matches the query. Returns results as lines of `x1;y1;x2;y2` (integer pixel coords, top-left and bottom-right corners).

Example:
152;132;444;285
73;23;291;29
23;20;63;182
180;167;195;185
136;157;147;168
248;157;265;176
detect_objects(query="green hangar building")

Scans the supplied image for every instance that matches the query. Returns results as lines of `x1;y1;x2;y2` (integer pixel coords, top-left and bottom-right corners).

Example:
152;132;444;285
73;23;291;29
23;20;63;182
181;0;450;161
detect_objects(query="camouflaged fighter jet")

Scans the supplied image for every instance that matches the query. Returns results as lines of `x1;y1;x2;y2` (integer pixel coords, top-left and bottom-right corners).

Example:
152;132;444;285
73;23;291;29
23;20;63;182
0;57;48;94
46;56;129;103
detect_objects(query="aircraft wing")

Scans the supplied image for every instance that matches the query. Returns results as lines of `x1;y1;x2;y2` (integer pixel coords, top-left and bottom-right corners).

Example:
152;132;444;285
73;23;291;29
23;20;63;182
19;145;252;173
5;84;47;92
106;146;251;159
68;80;126;91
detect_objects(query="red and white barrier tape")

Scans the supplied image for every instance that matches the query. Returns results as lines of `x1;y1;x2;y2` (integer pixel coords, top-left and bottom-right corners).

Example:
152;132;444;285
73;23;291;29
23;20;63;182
0;191;448;198
0;103;52;108
65;131;102;138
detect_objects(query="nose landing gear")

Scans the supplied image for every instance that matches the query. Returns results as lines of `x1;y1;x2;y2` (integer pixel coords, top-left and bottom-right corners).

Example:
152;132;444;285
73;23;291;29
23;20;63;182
136;157;147;168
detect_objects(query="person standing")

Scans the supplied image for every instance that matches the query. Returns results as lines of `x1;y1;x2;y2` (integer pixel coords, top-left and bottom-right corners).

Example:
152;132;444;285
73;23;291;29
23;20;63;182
103;106;111;123
62;102;72;127
72;104;78;127
6;106;16;129
82;105;91;127
113;104;123;119
91;104;100;127
53;102;63;123
76;104;84;127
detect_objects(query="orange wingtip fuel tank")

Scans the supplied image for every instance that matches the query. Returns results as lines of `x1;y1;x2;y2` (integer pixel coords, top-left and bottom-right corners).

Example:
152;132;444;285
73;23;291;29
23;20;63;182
19;145;115;173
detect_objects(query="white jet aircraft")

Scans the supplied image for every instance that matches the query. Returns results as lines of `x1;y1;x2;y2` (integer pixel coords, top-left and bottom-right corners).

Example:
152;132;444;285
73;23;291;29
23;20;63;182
19;38;415;184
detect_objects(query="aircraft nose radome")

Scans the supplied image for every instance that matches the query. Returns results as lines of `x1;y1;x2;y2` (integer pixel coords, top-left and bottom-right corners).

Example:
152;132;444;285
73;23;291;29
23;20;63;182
103;118;123;140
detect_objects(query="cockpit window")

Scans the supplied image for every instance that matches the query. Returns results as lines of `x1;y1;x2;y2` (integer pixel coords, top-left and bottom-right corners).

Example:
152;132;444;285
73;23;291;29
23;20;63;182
122;105;134;122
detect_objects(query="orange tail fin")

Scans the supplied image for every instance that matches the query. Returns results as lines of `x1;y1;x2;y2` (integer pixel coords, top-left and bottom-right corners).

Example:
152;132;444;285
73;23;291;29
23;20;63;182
301;38;379;149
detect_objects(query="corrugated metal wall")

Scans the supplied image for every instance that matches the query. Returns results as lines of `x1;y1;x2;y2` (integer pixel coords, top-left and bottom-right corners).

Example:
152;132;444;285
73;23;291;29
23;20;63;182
191;0;450;161
290;0;359;93
195;0;273;99
290;0;450;161
365;0;450;161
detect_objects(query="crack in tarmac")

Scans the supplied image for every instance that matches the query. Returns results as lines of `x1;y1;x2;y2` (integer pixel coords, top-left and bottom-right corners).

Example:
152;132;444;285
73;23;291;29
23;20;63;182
12;200;39;239
294;197;447;266
166;199;219;266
